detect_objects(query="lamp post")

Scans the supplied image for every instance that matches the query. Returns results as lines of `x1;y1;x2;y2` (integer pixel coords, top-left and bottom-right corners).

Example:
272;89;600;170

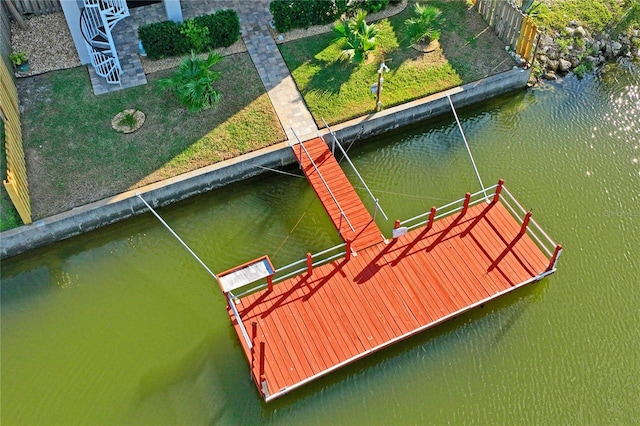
375;61;390;111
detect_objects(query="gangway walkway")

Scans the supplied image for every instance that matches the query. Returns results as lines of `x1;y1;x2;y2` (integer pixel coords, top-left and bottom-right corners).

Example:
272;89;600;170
292;137;384;251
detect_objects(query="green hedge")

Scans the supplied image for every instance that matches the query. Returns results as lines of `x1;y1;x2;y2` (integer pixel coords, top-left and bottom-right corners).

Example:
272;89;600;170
269;0;390;33
138;10;240;59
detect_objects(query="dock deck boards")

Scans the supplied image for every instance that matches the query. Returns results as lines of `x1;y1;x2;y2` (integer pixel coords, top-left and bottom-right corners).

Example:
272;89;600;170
221;136;558;401
229;201;551;401
292;137;383;250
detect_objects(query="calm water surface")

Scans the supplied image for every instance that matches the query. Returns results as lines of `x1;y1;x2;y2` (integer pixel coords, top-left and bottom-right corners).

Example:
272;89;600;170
2;63;639;424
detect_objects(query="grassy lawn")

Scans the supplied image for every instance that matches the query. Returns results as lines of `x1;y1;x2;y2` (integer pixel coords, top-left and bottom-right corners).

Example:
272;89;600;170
279;0;515;126
532;0;632;33
16;52;285;220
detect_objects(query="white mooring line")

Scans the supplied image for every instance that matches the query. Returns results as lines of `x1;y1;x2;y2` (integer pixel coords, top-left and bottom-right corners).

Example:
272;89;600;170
136;193;218;280
447;95;489;202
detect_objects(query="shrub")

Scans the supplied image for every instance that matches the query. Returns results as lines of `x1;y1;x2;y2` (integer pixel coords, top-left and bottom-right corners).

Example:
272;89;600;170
194;9;241;48
158;52;223;112
334;10;378;64
138;21;188;59
138;10;240;59
404;3;443;45
180;19;210;53
350;0;389;14
573;60;595;79
270;0;389;33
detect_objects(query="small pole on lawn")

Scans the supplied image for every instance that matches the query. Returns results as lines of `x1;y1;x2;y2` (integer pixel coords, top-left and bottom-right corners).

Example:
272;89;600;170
375;61;390;111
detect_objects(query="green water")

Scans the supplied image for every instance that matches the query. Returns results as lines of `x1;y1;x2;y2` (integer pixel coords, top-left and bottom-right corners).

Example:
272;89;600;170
2;63;639;424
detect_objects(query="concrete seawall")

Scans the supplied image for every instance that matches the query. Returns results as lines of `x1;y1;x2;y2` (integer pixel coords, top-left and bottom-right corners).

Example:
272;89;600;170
1;67;531;259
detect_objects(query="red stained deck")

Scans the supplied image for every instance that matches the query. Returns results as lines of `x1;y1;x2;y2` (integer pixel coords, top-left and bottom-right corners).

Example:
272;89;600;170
229;200;556;401
221;137;560;402
292;137;384;251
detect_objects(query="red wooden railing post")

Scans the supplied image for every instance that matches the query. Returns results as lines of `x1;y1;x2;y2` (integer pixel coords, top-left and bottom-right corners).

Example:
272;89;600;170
462;192;471;215
427;206;437;230
250;322;257;374
345;239;352;261
266;275;273;292
493;179;504;203
259;341;266;381
520;211;532;235
306;252;313;275
392;220;401;240
546;244;563;271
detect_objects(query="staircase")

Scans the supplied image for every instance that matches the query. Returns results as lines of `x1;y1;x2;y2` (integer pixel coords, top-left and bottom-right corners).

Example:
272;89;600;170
80;0;129;85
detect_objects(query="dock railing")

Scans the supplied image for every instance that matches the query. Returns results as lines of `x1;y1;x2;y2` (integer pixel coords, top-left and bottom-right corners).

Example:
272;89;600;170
396;179;562;274
498;184;562;274
228;241;351;301
291;129;356;234
322;118;389;221
226;241;352;378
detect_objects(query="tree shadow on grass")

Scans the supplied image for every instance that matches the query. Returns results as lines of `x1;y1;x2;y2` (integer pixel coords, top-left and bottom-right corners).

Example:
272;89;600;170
431;0;516;81
19;53;286;219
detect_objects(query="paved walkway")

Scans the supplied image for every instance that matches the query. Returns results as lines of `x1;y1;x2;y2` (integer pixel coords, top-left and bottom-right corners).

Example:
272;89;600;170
234;2;318;140
90;1;318;140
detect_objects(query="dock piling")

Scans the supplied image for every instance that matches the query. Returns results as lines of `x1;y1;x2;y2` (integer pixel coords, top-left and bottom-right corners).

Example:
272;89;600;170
462;193;471;215
520;211;532;235
493;179;505;203
306;253;313;275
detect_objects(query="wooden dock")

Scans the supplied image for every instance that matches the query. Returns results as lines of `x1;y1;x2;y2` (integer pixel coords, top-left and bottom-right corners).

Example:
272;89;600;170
292;137;384;251
220;137;562;402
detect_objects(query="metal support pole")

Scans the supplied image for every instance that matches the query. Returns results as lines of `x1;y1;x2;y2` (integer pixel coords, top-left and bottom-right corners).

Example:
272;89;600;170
376;70;383;111
136;194;218;281
447;95;489;202
375;62;389;111
228;293;253;350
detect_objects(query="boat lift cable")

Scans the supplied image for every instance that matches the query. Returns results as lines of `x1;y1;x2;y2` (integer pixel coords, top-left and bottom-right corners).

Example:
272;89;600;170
136;194;218;281
321;118;389;221
447;95;489;202
255;165;305;179
271;197;316;261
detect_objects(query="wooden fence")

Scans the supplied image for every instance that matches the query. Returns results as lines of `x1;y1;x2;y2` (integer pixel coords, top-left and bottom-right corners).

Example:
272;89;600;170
9;0;62;16
1;60;32;224
0;1;12;73
473;0;539;63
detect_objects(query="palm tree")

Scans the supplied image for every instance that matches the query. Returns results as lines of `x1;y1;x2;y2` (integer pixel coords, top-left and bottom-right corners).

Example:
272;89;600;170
333;10;378;64
158;52;223;112
404;4;443;45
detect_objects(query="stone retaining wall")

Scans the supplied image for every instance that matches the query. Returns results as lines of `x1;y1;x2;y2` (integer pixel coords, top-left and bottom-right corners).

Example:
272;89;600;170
0;67;531;259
